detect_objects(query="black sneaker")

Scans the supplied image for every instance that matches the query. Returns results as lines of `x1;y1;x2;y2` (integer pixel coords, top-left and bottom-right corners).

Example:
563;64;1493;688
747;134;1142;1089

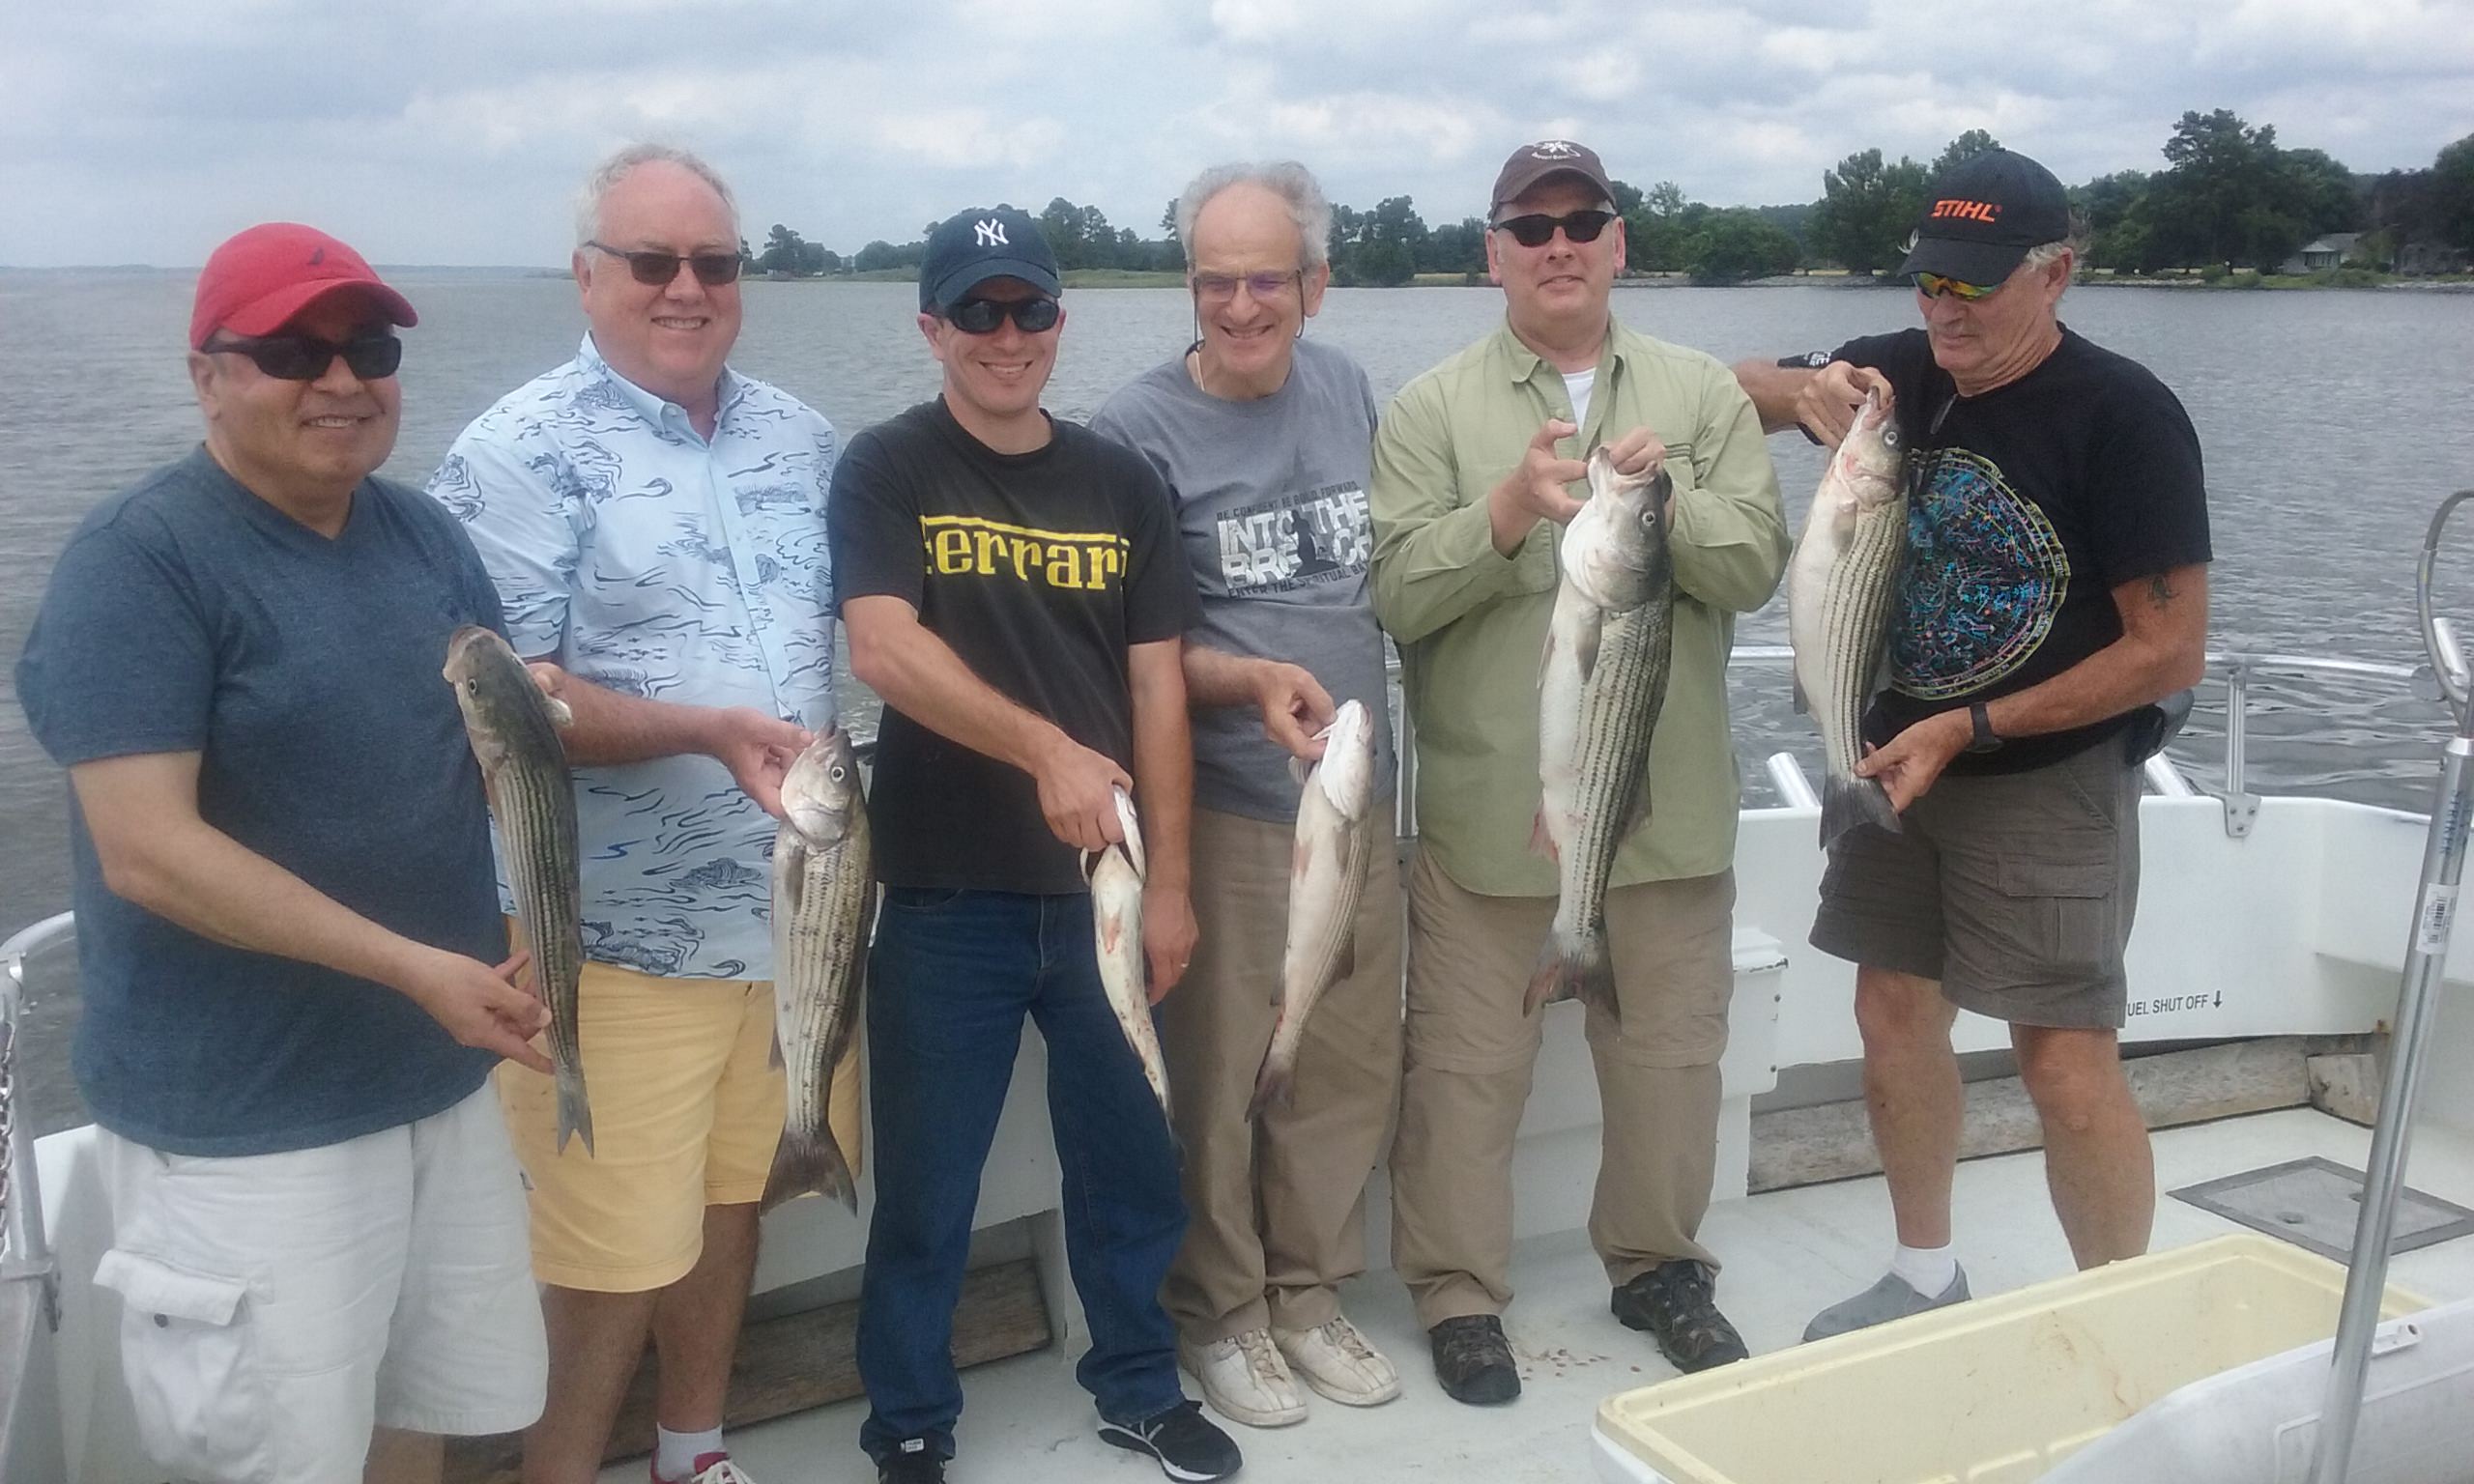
1097;1399;1243;1481
1611;1260;1751;1373
1426;1314;1520;1405
877;1439;946;1483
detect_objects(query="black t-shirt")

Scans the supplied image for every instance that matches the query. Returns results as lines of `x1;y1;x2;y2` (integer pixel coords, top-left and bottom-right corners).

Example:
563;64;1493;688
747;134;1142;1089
1825;327;2211;773
828;397;1200;891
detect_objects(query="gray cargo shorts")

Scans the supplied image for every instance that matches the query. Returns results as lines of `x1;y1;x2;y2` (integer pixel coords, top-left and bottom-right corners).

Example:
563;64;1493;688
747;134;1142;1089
1810;741;2141;1029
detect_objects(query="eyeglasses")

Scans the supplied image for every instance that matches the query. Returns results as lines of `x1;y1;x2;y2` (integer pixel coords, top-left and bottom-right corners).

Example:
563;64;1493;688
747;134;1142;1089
1913;271;2001;301
586;242;743;287
1192;271;1302;303
202;330;404;382
944;296;1063;335
1494;210;1616;248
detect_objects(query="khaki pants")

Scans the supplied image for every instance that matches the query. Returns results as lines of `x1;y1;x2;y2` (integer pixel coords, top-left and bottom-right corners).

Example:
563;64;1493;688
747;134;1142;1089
1391;848;1734;1328
1157;806;1405;1342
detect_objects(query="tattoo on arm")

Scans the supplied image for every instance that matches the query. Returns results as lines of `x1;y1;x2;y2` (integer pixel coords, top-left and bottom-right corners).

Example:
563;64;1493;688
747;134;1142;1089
2145;574;2177;610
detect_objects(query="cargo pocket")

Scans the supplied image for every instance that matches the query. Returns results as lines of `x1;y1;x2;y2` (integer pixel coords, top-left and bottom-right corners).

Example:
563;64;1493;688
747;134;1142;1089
96;1248;272;1483
1993;850;2119;985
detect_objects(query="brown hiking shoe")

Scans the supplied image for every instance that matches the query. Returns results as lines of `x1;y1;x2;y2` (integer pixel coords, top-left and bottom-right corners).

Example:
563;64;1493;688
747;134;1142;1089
1611;1261;1751;1373
1427;1314;1521;1405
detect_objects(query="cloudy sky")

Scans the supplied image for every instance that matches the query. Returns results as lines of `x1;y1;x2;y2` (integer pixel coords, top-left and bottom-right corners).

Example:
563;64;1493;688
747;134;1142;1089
5;0;2471;269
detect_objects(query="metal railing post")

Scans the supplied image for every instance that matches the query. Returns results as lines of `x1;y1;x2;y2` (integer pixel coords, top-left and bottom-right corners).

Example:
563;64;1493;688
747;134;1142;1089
0;913;73;1334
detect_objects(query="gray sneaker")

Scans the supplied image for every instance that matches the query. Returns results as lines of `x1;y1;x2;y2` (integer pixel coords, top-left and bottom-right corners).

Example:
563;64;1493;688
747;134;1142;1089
1802;1267;1971;1342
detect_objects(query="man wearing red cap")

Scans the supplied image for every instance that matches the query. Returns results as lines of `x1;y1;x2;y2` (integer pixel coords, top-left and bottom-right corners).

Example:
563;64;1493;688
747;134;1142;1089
1369;140;1788;1401
15;223;551;1483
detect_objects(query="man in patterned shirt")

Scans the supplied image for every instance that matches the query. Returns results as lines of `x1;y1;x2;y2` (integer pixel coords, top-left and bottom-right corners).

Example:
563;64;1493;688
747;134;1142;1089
429;144;841;1484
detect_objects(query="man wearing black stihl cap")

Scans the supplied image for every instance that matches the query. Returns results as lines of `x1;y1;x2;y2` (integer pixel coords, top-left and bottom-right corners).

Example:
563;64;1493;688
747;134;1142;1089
1735;147;2212;1341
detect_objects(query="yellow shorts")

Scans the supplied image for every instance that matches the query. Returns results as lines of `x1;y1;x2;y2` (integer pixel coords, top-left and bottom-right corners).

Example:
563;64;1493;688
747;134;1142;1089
496;952;864;1292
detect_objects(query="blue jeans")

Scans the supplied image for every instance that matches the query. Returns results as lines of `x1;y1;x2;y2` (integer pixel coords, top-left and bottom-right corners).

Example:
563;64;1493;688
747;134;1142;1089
856;887;1188;1462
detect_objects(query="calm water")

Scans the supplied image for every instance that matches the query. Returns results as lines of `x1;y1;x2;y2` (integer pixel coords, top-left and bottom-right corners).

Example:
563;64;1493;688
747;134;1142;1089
5;273;2473;1133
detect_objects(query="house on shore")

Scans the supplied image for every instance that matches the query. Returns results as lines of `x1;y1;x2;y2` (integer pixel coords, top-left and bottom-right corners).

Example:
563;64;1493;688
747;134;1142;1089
2280;232;2366;272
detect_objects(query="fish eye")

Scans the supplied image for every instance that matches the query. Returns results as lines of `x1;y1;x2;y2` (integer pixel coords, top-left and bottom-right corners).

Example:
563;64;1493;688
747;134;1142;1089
829;764;847;783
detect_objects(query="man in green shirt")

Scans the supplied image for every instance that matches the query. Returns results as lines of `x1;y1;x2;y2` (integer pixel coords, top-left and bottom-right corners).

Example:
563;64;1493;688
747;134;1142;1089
1369;139;1789;1402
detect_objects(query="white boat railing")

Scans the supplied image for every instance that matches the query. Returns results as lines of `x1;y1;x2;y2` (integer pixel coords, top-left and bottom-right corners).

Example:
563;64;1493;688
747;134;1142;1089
0;911;72;1478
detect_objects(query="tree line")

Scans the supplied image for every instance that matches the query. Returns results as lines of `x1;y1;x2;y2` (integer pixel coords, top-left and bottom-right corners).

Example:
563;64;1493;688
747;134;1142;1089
739;114;2474;285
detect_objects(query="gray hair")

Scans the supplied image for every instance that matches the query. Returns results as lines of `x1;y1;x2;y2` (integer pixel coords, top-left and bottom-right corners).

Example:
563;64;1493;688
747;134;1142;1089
2021;212;2088;274
1174;161;1333;272
573;143;740;247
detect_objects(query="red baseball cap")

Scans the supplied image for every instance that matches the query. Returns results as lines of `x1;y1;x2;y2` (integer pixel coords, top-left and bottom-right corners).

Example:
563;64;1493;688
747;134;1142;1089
188;223;417;351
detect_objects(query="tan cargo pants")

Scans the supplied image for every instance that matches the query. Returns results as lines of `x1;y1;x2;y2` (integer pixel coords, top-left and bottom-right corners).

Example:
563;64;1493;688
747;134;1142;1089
1157;806;1406;1342
1391;848;1734;1328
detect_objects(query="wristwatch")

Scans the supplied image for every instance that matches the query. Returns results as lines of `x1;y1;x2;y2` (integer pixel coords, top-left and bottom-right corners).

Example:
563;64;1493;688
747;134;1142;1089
1964;701;2001;755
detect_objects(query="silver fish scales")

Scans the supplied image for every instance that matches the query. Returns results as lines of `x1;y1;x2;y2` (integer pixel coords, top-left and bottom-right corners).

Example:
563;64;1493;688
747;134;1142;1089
1530;449;1675;1017
763;727;870;1213
443;626;592;1155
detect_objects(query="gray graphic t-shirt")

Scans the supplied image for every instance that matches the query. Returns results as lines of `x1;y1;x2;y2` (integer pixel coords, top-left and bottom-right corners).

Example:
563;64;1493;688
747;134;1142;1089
1092;337;1395;823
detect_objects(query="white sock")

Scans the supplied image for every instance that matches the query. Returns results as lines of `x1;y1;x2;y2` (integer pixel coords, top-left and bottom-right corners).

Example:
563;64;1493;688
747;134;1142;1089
654;1425;725;1482
1889;1242;1959;1296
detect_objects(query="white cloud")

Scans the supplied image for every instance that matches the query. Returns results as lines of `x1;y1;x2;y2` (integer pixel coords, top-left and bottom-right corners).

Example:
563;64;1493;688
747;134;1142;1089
3;0;2470;265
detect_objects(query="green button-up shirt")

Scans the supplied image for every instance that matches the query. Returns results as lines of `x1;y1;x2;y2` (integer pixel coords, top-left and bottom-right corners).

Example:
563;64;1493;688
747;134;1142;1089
1370;317;1789;898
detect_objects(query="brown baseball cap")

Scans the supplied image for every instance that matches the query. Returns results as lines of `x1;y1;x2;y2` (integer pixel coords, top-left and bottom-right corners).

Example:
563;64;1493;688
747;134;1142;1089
1490;139;1617;214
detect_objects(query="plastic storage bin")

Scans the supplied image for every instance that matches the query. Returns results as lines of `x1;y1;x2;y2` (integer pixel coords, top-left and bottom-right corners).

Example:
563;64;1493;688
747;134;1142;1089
1591;1234;2432;1484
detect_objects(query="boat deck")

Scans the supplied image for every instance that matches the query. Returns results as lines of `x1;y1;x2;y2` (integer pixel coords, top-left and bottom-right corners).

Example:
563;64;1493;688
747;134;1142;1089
605;1107;2474;1483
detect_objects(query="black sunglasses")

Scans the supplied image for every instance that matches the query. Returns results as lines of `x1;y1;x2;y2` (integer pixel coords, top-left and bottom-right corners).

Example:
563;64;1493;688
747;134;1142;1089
945;296;1062;335
1494;210;1617;248
203;330;404;382
587;241;743;287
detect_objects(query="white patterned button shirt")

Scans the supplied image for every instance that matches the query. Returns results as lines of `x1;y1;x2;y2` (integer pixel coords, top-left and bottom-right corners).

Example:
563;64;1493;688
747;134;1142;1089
429;335;836;980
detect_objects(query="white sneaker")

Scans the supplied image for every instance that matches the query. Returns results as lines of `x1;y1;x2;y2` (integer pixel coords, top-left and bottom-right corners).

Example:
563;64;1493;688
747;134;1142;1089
1272;1315;1402;1407
1179;1327;1308;1428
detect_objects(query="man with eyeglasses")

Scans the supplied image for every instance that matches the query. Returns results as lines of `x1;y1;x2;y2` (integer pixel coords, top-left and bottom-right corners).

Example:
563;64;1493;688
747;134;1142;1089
429;144;840;1484
1735;147;2211;1341
828;206;1235;1484
1088;160;1403;1431
16;223;549;1484
1368;139;1789;1402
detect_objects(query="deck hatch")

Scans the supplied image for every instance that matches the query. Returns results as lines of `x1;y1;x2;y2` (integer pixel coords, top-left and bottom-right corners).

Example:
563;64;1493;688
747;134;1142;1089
2170;1155;2474;1261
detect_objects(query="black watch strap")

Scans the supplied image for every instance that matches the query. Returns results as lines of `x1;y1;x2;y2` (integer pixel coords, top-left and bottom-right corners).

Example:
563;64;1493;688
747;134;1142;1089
1965;700;2001;754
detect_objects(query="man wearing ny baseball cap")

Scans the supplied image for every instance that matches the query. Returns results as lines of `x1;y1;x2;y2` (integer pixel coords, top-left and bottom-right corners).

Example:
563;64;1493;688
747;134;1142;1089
16;222;550;1484
832;206;1230;1483
1738;146;2211;1342
1369;139;1789;1402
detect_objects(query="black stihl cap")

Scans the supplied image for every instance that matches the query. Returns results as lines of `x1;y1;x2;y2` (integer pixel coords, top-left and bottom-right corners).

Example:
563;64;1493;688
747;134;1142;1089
1898;149;2072;284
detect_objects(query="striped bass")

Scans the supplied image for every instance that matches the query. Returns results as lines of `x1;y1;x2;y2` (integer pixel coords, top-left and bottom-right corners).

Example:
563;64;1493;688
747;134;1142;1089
1251;699;1379;1117
1087;786;1172;1122
443;626;592;1156
762;728;870;1213
1787;388;1908;848
1530;449;1676;1017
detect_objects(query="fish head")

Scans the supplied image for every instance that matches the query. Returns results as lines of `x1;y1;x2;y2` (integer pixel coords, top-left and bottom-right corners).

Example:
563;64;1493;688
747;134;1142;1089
1832;390;1907;512
1562;448;1671;611
442;626;557;765
779;727;862;846
1310;699;1380;817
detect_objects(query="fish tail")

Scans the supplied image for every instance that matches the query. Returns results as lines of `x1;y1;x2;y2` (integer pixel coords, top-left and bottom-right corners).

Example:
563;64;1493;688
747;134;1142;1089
1247;1053;1295;1121
1819;774;1902;849
554;1066;594;1157
1524;924;1617;1018
762;1127;858;1214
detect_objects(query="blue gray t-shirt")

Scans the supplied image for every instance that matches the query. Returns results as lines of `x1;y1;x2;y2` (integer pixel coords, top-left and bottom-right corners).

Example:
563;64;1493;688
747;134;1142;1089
1091;338;1395;823
15;448;507;1156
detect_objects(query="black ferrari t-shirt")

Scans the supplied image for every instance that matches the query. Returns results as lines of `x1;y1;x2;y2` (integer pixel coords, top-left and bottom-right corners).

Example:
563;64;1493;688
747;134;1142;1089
1825;327;2211;773
829;397;1200;891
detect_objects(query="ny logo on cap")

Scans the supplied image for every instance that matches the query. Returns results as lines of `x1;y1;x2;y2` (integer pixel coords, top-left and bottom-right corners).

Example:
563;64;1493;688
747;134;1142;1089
975;219;1009;247
1530;140;1582;160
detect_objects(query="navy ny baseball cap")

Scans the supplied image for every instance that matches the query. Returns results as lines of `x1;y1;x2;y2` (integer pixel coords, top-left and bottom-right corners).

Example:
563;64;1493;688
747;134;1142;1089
919;207;1061;314
1898;149;2073;285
